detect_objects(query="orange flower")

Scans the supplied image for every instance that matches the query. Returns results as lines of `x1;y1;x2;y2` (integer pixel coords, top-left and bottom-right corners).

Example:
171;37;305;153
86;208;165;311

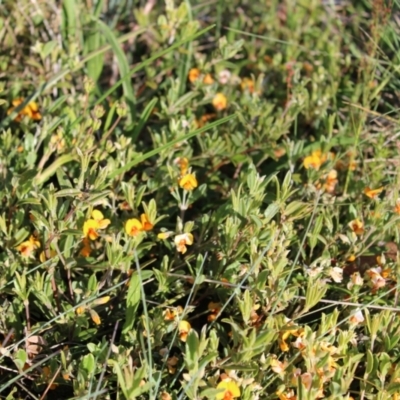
80;237;92;257
174;233;193;254
188;68;200;83
8;98;42;121
203;73;214;85
125;218;143;237
16;235;40;257
324;169;338;193
216;380;240;400
140;213;154;231
176;157;189;176
178;174;198;191
83;210;110;240
349;219;364;235
212;93;227;111
240;77;255;93
394;199;400;214
207;301;222;322
178;320;191;342
364;186;384;199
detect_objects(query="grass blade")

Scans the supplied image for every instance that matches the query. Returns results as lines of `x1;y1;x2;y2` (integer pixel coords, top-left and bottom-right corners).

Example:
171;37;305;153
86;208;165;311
96;19;136;124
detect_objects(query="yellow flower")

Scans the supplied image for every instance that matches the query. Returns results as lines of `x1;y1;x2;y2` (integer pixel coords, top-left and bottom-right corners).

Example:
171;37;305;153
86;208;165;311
7;98;42;122
83;210;110;240
216;380;241;400
178;320;191;342
178;174;198;191
16;235;40;257
93;296;110;305
80;237;92;257
303;150;334;170
91;210;111;229
76;306;86;315
364;186;384;199
174;233;193;254
125;218;143;236
83;219;100;240
140;213;154;231
188;68;200;83
240;77;255;93
349;219;364;235
212;93;227;111
90;309;101;325
270;358;287;375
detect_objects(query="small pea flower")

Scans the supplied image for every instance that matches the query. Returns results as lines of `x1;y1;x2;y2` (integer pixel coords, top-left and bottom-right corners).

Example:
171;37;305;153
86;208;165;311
216;379;241;400
83;210;111;240
8;98;42;121
178;320;191;342
178;174;198;191
174;233;193;254
212;93;227;111
16;235;40;257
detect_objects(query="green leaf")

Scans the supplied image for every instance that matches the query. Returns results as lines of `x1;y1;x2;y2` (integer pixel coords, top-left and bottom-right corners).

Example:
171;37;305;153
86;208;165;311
131;98;158;142
81;353;95;376
122;273;141;334
85;23;104;82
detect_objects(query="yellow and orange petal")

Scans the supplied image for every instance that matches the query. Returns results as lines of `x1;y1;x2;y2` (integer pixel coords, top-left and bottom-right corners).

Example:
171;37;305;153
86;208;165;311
16;235;40;257
394;199;400;214
8;98;42;121
349;219;364;235
324;169;338;193
174;233;194;254
125;218;143;237
203;73;214;85
93;296;110;305
240;77;255;93
91;209;111;229
83;219;100;240
212;93;227;111
178;320;191;342
177;157;189;176
188;68;200;83
90;309;101;325
80;237;92;257
140;213;154;231
303;150;334;171
178;174;198;191
364;186;384;199
216;380;241;400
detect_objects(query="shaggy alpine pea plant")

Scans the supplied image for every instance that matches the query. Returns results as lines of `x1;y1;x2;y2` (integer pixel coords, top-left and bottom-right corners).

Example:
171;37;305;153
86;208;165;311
1;0;400;399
